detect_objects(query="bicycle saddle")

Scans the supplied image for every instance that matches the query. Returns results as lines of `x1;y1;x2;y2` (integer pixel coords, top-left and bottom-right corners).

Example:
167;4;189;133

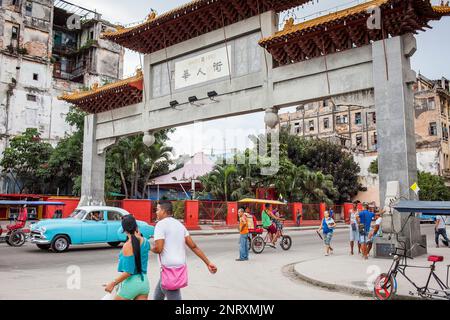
428;255;444;262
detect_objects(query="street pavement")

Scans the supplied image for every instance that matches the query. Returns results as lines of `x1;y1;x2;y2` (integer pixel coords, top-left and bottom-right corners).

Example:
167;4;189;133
0;224;440;300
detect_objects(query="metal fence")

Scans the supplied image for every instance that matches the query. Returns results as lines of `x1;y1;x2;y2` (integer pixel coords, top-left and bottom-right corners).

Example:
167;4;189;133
198;201;227;225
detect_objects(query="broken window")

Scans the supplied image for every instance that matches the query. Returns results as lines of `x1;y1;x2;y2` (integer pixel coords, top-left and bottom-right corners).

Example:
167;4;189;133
309;120;315;132
33;73;39;81
356;134;363;147
355;112;362;125
26;94;37;102
323;117;330;129
25;1;32;16
369;112;376;125
294;122;301;134
427;97;435;110
11;26;19;40
336;115;348;124
429;122;438;136
371;133;378;148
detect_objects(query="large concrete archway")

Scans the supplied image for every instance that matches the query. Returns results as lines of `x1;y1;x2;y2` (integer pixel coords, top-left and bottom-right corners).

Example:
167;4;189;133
60;0;450;256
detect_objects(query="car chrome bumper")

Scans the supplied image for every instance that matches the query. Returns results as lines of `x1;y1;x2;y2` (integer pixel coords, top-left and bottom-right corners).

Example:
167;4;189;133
30;232;50;244
31;238;51;244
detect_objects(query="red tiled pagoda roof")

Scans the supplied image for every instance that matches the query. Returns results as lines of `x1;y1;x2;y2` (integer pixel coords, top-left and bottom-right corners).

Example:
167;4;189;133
101;0;312;54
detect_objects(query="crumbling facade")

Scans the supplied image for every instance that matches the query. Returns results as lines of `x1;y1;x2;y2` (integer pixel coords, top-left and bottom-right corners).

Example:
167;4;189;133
414;74;450;177
0;0;124;193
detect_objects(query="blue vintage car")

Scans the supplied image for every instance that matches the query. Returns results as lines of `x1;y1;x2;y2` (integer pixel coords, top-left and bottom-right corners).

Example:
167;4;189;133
30;206;154;253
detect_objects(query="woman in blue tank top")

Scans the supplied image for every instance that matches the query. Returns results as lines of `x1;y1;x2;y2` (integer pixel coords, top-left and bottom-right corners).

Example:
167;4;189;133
104;215;150;300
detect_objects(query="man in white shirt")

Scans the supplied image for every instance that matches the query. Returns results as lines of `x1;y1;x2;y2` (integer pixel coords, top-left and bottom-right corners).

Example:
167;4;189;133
151;202;217;300
435;215;449;248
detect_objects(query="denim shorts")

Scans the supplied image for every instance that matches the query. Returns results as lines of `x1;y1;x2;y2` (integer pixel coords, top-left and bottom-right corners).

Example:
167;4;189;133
324;231;334;246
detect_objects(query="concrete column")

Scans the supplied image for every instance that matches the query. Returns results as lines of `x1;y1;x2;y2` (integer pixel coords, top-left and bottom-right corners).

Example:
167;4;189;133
79;114;106;206
372;34;418;204
372;34;425;256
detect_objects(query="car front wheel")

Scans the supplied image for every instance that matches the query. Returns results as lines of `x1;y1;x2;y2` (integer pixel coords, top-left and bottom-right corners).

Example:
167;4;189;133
51;235;70;253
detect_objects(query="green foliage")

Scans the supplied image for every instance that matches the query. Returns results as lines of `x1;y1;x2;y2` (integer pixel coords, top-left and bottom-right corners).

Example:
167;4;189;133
106;130;173;199
1;128;53;193
280;130;362;202
173;201;185;220
199;128;359;203
368;158;378;175
418;171;450;201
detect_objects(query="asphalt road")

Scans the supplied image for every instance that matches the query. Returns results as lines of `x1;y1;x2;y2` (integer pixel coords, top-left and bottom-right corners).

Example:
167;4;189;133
0;224;437;300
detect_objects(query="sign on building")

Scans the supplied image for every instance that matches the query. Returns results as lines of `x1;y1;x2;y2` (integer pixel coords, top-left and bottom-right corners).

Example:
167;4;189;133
174;46;232;90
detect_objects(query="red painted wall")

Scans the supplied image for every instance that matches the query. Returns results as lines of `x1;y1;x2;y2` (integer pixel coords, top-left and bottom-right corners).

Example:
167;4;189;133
185;200;199;230
226;202;238;226
46;198;80;219
123;200;152;224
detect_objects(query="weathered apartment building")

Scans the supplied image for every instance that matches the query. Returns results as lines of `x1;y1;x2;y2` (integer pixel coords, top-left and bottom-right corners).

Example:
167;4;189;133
0;0;124;192
279;75;450;204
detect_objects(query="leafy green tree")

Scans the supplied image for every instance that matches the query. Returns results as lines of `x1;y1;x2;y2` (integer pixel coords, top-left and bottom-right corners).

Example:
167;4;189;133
368;158;378;174
418;171;450;201
199;164;238;201
280;129;362;202
1;128;53;193
106;130;173;199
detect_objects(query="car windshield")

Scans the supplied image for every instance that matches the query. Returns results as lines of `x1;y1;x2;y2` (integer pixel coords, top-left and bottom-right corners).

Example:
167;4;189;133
69;209;86;220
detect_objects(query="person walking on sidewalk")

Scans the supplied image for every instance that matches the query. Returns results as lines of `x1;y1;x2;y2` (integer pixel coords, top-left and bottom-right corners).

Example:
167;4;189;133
151;202;217;300
236;208;249;261
318;211;336;256
104;215;150;300
357;203;375;260
349;201;361;255
435;215;449;248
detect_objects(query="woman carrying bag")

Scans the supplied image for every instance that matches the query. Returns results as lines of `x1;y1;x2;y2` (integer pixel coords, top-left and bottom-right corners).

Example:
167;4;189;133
151;202;217;300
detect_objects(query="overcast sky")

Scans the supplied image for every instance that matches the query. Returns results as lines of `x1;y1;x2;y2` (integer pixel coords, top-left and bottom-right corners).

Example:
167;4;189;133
68;0;450;158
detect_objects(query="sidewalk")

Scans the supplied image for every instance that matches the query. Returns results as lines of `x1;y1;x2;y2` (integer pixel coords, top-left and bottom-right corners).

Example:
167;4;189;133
292;245;450;299
189;223;348;236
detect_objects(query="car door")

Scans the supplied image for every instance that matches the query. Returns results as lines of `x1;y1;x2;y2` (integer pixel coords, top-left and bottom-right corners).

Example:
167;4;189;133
105;210;124;242
81;210;108;243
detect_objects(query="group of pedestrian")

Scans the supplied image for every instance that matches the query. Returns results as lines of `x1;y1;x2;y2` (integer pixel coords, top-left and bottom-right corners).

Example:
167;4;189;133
104;202;217;300
319;201;384;259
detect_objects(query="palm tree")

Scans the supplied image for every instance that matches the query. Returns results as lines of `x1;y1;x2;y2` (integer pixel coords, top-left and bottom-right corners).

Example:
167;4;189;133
295;165;337;204
199;164;237;201
140;142;173;197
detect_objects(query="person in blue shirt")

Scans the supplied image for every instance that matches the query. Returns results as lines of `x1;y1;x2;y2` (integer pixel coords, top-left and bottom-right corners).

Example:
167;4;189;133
104;215;150;300
318;211;336;256
357;203;375;260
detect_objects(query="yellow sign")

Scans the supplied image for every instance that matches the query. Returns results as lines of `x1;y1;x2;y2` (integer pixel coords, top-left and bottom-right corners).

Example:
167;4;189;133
410;182;420;194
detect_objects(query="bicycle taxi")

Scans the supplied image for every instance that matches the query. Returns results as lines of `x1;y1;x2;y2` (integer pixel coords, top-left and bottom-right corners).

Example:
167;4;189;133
239;198;292;254
374;200;450;300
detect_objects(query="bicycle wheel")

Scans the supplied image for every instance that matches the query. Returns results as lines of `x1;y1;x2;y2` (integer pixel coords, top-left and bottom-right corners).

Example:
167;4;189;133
280;235;292;251
251;235;265;254
373;273;397;300
9;231;26;247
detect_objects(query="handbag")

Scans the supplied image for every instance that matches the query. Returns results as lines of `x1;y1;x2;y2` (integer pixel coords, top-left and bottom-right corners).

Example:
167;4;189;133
351;223;357;232
160;255;188;291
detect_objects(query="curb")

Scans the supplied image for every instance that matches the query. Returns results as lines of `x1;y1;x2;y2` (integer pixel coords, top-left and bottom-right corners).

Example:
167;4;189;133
190;224;348;236
283;262;420;300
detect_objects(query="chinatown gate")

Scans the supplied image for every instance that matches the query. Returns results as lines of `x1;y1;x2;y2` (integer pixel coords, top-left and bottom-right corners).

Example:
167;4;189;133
61;0;449;255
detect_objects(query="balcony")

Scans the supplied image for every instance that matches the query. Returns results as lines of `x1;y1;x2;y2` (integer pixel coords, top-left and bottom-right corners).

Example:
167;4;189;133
24;16;51;32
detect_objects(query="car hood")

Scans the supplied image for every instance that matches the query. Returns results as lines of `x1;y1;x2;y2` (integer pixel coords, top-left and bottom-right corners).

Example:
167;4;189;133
32;218;79;229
